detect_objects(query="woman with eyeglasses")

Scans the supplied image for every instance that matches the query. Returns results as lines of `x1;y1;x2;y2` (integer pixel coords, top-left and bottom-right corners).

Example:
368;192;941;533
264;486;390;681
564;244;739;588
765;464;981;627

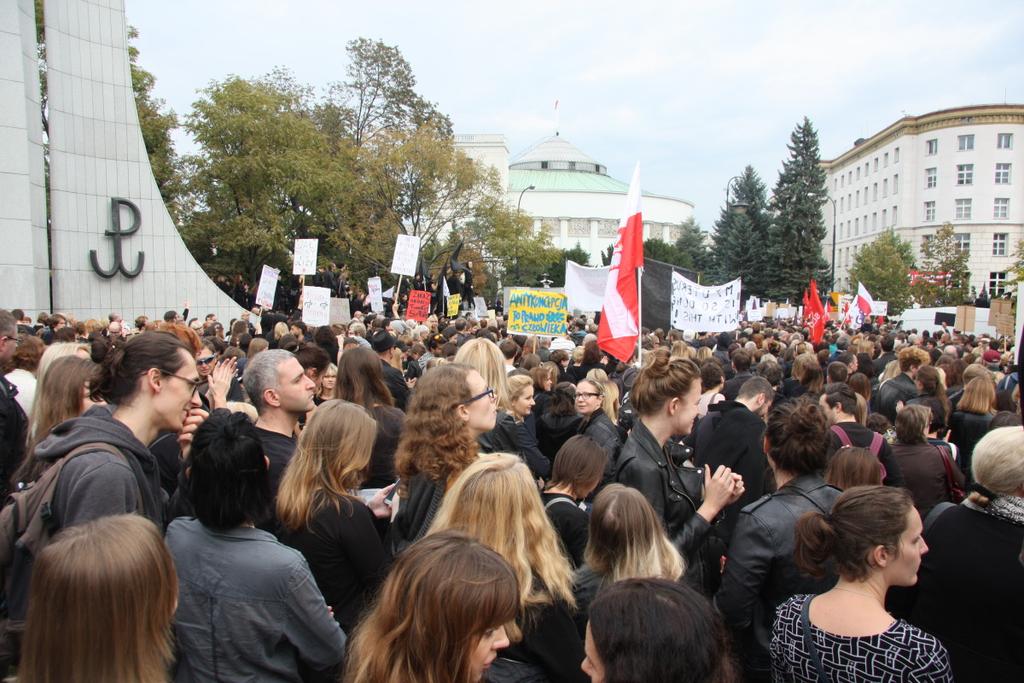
387;363;497;556
576;379;622;482
28;332;207;529
194;337;242;411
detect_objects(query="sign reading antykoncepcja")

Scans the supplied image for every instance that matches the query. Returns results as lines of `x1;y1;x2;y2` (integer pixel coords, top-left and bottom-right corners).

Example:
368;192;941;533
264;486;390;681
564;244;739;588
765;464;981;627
507;289;568;336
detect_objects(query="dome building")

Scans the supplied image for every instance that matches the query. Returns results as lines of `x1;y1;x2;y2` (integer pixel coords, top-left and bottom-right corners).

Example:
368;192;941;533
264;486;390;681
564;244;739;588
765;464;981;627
456;133;695;265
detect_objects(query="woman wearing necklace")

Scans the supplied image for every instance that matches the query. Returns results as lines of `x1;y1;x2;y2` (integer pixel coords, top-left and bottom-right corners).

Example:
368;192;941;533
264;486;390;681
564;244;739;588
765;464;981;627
771;485;952;683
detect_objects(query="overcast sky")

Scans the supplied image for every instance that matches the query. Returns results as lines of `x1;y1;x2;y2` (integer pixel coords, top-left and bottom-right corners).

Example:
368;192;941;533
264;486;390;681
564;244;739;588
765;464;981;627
126;0;1024;231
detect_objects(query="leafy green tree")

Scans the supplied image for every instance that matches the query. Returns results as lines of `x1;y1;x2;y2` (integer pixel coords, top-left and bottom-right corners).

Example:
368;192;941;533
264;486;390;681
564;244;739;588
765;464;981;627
912;222;971;306
179;73;351;280
548;243;591;286
848;231;915;315
711;166;772;296
643;238;684;267
462;201;560;288
767;118;829;301
1007;239;1024;286
128;27;183;216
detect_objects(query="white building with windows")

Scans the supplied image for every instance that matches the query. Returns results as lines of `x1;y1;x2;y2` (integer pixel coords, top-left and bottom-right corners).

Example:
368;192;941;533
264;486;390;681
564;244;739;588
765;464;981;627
456;134;695;266
822;104;1024;297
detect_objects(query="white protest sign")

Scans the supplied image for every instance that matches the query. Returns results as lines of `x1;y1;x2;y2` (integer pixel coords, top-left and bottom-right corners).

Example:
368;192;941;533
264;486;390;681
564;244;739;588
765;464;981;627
748;310;764;322
390;234;421;277
302;286;331;326
255;265;279;309
670;273;741;332
871;301;888;316
474;296;488;318
382;287;395;299
564;261;609;311
293;239;319;275
368;276;384;313
330;298;351;324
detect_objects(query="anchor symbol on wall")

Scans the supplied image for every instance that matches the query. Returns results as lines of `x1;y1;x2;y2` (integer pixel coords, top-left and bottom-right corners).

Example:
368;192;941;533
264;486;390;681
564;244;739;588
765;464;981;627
90;197;145;279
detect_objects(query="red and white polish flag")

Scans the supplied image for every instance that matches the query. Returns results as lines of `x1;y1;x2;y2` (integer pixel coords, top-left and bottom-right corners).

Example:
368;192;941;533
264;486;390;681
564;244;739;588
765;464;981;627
856;282;876;317
598;164;643;362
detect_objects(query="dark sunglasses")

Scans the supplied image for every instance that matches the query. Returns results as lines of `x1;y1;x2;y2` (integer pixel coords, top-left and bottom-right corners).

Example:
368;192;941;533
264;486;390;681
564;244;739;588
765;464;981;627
196;354;218;366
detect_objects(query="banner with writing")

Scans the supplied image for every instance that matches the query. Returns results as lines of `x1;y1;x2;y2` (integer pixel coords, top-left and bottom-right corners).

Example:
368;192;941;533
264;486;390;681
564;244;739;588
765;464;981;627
368;277;384;313
670;273;741;332
329;298;351;325
507;289;568;336
389;234;421;277
447;293;462;317
302;286;331;326
293;239;319;275
474;296;488;318
255;265;279;309
407;290;431;321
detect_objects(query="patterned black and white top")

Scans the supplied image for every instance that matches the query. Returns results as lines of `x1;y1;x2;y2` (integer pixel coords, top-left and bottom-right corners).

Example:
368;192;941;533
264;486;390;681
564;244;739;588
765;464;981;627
771;595;953;682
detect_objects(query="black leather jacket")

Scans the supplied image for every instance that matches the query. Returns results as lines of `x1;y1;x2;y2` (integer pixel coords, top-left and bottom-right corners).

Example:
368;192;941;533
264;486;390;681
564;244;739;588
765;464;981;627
714;474;841;676
579;409;622;481
615;419;715;592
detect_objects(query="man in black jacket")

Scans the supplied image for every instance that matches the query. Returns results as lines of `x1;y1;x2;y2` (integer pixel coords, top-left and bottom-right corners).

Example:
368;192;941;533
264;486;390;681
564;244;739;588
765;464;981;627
721;349;754;401
371;330;409;411
693;377;774;541
875;346;930;422
873;335;897;377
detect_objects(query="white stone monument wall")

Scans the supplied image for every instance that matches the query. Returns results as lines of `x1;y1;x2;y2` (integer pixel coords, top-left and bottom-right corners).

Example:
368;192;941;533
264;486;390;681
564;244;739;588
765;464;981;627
0;0;50;313
43;0;244;321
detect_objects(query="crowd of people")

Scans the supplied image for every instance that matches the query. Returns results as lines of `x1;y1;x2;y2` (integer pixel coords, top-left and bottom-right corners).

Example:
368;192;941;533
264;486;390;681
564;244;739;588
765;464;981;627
0;302;1022;682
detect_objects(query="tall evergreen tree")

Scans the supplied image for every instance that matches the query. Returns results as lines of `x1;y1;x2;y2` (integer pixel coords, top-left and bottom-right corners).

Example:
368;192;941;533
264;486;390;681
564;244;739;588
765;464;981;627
767;117;828;301
710;165;771;297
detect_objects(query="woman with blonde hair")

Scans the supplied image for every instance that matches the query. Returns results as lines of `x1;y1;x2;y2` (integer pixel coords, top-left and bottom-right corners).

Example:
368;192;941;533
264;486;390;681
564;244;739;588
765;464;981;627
19;514;177;683
430;454;588;682
388;363;497;554
455;338;511;411
506;373;550;478
573;484;684;635
276;400;391;633
950;376;997;479
345;531;518;683
575;378;621;478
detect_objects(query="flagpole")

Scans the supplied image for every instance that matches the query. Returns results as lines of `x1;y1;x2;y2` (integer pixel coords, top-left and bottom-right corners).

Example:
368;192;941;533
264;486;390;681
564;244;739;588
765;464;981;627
636;265;643;367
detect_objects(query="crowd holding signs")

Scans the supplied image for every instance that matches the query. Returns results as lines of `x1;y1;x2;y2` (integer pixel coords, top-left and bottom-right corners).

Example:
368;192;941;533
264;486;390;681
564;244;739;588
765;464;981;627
670;274;742;333
507;289;569;336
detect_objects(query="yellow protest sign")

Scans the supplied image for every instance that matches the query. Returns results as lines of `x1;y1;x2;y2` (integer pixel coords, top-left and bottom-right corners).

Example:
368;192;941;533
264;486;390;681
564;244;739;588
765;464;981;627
507;289;568;335
446;293;461;317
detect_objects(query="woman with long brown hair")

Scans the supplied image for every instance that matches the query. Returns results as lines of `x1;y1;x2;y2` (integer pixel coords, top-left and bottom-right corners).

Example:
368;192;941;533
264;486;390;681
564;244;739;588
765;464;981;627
19;514;177;683
344;531;518;683
387;363;497;554
430;454;588;682
335;346;405;488
276;400;391;633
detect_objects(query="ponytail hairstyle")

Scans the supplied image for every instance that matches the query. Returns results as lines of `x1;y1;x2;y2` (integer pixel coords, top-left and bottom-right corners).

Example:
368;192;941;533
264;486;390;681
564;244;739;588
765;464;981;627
764;397;829;476
630;348;700;417
794;485;914;581
93;331;191;405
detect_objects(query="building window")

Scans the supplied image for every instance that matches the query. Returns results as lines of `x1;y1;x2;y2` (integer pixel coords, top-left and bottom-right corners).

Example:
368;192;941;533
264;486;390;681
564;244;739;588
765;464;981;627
856;166;860;180
840;197;844;212
892;206;898;226
855;217;859;235
884;152;889;167
855;190;859;208
997;133;1013;149
894;147;900;163
893;174;899;193
883;179;889;197
954;233;971;253
872;213;878;230
994;198;1010;219
993;233;1008;256
955;198;972;220
840;175;844;188
958;134;975;151
872;183;878;201
922;235;932;254
990;272;1008;296
874;157;879;172
924;201;936;221
926;139;938;155
925;167;937;188
995;163;1011;184
865;163;869;176
883;208;888;225
956;163;974;185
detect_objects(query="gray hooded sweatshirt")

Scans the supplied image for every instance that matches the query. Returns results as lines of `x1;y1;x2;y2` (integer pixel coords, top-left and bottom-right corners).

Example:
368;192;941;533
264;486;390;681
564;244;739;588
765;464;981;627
32;405;164;529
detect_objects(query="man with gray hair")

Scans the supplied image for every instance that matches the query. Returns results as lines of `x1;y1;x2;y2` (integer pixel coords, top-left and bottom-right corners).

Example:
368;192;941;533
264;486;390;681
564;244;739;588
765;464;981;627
0;310;27;498
242;350;316;497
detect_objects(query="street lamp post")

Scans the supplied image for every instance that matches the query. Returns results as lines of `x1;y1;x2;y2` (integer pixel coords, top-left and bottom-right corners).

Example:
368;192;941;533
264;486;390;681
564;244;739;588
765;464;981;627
517;185;536;212
725;176;749;215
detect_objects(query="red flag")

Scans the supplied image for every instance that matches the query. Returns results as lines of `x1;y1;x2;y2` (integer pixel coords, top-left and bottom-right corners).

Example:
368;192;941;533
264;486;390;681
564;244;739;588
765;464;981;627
802;289;810;323
598;164;643;362
807;280;826;344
